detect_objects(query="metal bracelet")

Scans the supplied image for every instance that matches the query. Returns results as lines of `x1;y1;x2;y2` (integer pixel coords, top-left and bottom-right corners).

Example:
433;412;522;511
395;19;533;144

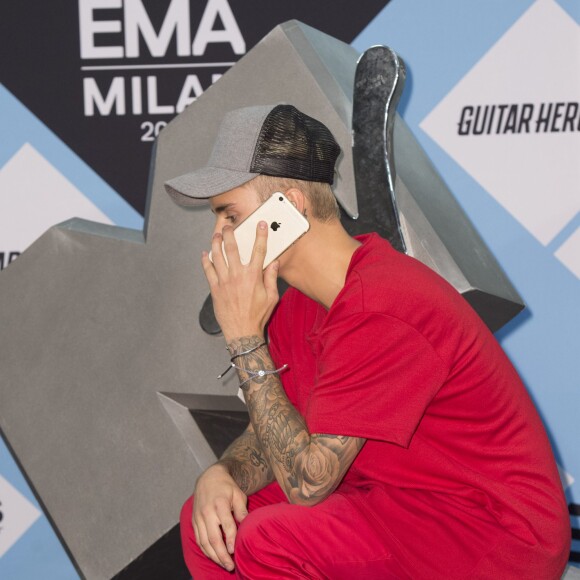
236;364;288;391
229;341;267;362
217;341;267;379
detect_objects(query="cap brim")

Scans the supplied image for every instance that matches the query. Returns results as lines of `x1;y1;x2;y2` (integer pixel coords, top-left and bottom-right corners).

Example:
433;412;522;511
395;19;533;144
164;166;260;207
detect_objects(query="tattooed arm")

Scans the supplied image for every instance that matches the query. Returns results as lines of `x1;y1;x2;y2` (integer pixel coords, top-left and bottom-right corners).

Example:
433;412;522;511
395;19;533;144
227;335;366;507
192;423;273;571
216;421;274;495
202;223;364;507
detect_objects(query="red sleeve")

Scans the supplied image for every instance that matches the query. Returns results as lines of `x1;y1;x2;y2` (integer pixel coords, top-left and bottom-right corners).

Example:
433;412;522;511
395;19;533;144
305;313;449;447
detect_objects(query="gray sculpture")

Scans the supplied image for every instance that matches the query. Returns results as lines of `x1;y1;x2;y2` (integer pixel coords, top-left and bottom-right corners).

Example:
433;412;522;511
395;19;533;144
0;21;523;579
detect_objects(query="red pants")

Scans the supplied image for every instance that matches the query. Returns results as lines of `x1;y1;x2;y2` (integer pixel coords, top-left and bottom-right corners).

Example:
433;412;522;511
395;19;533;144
180;482;408;579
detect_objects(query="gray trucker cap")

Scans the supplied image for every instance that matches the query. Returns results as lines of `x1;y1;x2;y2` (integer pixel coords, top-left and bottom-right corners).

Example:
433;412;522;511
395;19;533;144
164;104;340;206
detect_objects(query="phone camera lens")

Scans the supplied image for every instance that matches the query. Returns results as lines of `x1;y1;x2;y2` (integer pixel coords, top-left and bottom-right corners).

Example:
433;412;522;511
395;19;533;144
279;196;283;201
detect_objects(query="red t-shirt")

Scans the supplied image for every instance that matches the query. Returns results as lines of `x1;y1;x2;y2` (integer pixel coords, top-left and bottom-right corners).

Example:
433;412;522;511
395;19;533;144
267;233;569;578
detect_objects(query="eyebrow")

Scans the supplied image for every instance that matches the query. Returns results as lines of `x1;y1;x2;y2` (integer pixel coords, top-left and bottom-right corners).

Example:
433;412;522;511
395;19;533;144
211;202;236;215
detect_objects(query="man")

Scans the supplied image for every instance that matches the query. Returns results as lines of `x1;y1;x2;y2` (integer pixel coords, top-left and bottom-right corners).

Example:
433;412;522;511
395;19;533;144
165;104;570;578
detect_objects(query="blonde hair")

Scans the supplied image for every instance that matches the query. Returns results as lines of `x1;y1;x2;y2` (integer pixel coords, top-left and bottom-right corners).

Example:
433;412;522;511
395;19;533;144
248;175;340;222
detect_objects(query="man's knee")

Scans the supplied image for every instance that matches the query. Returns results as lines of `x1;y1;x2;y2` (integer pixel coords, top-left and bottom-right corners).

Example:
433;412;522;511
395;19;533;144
234;504;302;570
179;495;208;576
180;494;200;560
180;495;194;532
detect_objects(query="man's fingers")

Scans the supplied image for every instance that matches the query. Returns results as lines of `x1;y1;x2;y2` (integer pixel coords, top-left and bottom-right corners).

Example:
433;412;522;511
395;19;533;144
250;221;268;268
215;500;239;555
221;225;241;270
210;231;229;276
206;522;235;571
192;519;210;560
263;260;280;299
201;251;218;287
195;510;235;571
193;516;216;563
232;491;249;524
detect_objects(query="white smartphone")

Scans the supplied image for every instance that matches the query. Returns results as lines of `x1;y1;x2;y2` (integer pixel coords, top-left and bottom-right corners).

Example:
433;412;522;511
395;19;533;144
210;192;310;269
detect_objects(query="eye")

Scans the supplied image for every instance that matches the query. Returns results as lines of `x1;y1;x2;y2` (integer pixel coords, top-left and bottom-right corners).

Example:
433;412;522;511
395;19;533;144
225;214;237;224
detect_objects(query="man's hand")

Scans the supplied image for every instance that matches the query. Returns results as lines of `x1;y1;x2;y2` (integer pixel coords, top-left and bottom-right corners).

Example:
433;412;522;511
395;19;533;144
193;463;248;572
201;221;279;343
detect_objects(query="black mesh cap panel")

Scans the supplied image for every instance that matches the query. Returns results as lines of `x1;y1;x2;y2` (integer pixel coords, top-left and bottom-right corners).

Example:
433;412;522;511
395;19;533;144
250;105;340;184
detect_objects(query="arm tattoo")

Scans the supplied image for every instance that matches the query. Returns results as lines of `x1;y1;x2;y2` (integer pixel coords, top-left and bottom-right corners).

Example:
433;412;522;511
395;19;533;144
227;335;366;505
217;425;273;494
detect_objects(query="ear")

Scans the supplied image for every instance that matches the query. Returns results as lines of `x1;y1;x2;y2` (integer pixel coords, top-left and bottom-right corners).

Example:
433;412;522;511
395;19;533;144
284;188;307;215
